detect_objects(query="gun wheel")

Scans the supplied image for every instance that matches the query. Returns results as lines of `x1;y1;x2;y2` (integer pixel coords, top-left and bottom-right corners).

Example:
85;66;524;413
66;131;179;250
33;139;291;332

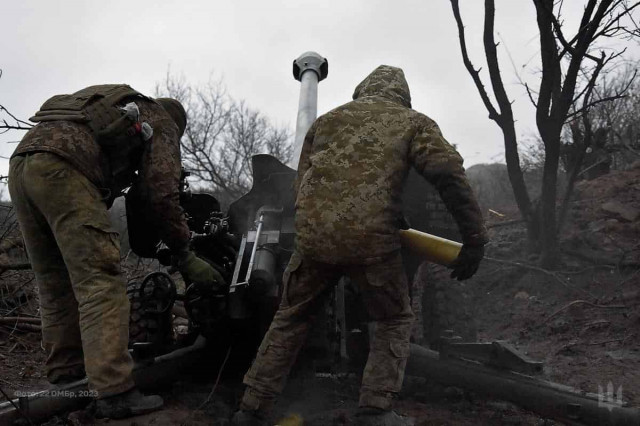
127;273;175;355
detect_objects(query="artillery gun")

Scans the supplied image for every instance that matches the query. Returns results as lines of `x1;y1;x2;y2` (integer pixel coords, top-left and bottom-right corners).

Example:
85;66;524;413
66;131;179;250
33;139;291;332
121;53;330;368
2;52;640;426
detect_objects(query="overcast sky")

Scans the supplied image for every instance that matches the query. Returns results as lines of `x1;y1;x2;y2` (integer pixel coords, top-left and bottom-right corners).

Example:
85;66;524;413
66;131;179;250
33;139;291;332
2;1;638;186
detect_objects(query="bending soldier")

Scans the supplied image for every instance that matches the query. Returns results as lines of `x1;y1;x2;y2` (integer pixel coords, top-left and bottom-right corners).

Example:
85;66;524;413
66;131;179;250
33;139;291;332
8;85;221;419
232;66;488;426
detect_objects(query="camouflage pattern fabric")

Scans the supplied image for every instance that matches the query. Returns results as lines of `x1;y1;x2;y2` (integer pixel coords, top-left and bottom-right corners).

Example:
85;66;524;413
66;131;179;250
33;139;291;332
242;251;414;412
13;97;189;251
8;153;134;397
294;65;488;265
14;120;110;194
128;100;190;252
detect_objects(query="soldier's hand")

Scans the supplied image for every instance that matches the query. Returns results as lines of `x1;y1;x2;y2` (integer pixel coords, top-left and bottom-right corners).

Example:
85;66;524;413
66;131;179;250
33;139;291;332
450;243;485;281
174;250;224;291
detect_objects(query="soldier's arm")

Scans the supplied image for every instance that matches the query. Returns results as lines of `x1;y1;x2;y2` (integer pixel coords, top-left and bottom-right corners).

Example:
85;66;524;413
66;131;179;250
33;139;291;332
133;110;190;252
409;117;488;246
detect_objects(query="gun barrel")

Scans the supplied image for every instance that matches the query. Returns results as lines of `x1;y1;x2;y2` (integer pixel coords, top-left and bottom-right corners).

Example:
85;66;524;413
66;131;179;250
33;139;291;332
290;51;328;169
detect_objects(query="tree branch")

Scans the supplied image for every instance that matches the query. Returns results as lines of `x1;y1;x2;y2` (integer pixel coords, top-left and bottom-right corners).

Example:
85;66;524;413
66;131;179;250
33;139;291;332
566;57;636;121
483;0;514;126
592;1;640;39
450;0;500;122
538;0;603;63
451;0;534;225
555;1;614;124
0;106;33;133
566;92;628;120
533;0;563;129
484;256;595;297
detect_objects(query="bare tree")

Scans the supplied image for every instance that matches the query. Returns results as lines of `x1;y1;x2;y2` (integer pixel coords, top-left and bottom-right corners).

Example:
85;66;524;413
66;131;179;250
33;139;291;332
0;70;32;203
0;70;33;136
450;0;640;267
578;63;640;170
557;64;638;228
155;72;292;206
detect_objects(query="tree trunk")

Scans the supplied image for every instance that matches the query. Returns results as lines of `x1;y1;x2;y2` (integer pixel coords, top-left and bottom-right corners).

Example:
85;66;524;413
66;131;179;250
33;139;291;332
540;131;561;267
502;121;537;247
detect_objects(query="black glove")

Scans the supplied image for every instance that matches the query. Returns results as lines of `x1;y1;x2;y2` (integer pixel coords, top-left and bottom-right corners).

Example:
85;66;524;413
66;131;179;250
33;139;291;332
450;243;485;281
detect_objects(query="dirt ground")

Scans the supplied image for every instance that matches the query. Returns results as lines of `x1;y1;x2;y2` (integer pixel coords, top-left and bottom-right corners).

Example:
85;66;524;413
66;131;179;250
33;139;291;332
1;164;639;425
26;373;548;426
471;164;640;409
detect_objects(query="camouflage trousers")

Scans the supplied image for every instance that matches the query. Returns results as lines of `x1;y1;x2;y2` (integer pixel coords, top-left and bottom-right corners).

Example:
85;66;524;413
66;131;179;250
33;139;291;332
241;250;415;412
8;152;134;398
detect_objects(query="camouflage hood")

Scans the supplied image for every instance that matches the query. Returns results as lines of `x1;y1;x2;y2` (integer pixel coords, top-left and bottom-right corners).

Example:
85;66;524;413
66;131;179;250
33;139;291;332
352;65;412;108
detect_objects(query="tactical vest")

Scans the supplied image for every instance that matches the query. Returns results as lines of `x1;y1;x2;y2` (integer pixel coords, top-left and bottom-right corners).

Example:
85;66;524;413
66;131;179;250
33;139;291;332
30;84;153;192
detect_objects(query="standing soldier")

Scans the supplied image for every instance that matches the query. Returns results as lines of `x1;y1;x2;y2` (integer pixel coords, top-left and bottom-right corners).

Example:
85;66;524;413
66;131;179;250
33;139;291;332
232;66;488;426
8;85;222;419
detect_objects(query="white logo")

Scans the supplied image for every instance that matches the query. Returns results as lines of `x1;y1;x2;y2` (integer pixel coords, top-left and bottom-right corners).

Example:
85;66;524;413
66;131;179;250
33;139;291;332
598;382;623;411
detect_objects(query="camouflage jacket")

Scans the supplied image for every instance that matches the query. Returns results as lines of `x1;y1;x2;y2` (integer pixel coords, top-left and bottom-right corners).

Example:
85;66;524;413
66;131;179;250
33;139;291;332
13;94;190;252
294;65;488;265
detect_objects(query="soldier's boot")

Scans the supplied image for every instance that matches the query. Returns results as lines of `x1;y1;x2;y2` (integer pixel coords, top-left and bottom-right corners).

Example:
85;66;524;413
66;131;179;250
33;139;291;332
95;388;163;419
230;410;268;426
355;407;415;426
48;370;86;389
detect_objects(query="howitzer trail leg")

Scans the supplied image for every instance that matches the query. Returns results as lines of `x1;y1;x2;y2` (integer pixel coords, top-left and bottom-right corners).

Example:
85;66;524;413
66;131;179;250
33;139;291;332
350;252;414;410
241;252;341;414
8;153;134;398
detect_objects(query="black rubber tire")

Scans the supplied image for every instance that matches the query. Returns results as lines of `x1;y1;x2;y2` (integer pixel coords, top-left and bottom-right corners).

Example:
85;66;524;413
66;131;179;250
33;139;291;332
127;280;174;354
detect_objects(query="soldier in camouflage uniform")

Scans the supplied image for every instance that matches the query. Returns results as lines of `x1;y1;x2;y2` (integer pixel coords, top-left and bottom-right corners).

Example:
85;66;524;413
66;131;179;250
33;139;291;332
8;85;221;419
232;66;488;426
